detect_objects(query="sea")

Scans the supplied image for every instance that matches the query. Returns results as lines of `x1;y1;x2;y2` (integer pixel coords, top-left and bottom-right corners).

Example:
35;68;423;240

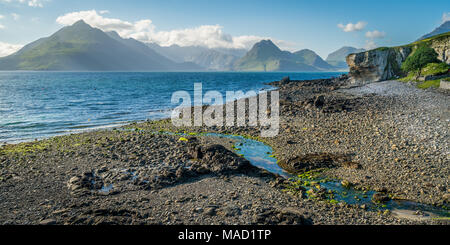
0;71;344;143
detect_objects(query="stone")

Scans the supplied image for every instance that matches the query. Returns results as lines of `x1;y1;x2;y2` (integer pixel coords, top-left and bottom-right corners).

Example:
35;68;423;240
280;76;291;83
341;180;352;188
341;161;361;169
372;193;390;203
442;193;450;203
204;207;217;216
39;218;56;225
440;80;450;90
314;95;325;108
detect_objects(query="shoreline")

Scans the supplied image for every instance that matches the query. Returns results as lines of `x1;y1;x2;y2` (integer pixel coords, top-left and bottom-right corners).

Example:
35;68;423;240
0;77;448;225
0;78;283;145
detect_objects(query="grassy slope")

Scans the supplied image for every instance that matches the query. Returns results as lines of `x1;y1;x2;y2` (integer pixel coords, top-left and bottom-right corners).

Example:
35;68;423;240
394;32;450;89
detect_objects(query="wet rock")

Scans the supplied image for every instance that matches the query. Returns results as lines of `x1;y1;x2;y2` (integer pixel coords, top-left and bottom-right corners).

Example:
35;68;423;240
39;218;56;225
196;144;252;174
278;153;349;174
280;76;291;83
314;95;325;108
372;193;390;203
442;193;450;203
341;180;352;188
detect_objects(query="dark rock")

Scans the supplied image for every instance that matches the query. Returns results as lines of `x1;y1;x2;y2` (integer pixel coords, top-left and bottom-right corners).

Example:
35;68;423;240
280;76;291;83
278;153;350;174
314;95;325;108
372;193;390;203
188;145;203;159
204;207;217;216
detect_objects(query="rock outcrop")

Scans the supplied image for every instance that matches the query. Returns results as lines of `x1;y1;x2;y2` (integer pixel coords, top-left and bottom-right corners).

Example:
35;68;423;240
346;33;450;85
346;47;412;85
429;34;450;63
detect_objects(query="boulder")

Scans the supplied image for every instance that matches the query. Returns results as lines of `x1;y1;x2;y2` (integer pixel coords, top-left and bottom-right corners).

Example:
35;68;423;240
372;193;390;203
440;80;450;90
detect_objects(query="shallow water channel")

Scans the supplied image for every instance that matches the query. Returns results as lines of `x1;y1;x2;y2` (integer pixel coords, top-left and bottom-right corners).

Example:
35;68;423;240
206;133;449;221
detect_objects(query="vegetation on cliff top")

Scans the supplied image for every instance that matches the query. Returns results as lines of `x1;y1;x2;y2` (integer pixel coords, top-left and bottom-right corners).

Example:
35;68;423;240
401;44;439;75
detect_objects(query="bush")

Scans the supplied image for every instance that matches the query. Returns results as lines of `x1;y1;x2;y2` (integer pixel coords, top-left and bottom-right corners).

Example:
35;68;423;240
401;45;439;74
421;62;449;76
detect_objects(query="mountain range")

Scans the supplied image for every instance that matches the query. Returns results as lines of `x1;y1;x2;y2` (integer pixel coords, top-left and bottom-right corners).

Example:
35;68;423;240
147;43;245;71
0;20;201;71
417;20;450;41
0;20;367;71
233;40;337;71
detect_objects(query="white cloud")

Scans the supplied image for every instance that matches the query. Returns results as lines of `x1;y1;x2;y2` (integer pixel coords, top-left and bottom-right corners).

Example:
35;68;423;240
0;41;23;57
0;15;4;20
365;30;386;39
0;24;4;29
337;21;367;32
56;10;296;50
27;0;43;7
11;13;20;21
364;40;378;50
443;12;450;23
0;0;44;8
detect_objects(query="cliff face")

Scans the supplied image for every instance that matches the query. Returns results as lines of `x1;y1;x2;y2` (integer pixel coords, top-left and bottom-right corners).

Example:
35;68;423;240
346;33;450;85
346;47;411;85
429;35;450;63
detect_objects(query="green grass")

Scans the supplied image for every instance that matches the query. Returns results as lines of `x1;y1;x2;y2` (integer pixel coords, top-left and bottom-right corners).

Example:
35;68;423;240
421;62;449;76
398;72;417;82
417;79;441;89
398;61;448;89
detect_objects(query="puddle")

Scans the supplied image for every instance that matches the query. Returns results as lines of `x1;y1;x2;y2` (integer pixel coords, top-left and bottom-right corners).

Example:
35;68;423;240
99;184;114;194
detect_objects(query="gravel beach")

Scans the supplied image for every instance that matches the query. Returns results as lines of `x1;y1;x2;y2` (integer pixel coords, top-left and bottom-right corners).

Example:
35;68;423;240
0;77;448;225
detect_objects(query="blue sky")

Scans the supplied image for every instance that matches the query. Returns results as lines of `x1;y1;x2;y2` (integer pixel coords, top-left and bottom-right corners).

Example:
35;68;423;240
0;0;448;58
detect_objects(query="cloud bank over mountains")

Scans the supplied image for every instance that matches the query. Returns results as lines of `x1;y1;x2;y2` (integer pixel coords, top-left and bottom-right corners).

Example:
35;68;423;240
56;10;296;51
0;41;23;57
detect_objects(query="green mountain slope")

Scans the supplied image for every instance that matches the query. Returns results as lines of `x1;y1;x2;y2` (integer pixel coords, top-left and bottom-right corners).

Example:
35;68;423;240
233;40;320;71
0;20;202;71
293;49;334;70
417;21;450;41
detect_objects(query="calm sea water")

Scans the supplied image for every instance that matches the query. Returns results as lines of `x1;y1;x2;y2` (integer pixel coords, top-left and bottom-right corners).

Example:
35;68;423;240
0;72;344;143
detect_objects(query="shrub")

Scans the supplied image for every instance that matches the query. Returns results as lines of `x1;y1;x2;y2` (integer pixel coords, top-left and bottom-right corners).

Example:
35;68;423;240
401;44;439;75
421;62;449;76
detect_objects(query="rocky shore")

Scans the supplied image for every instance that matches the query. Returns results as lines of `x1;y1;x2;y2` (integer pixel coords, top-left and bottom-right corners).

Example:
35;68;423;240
0;76;448;225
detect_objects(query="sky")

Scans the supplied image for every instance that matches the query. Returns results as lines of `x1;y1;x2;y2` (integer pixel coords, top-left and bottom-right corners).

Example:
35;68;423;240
0;0;449;58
